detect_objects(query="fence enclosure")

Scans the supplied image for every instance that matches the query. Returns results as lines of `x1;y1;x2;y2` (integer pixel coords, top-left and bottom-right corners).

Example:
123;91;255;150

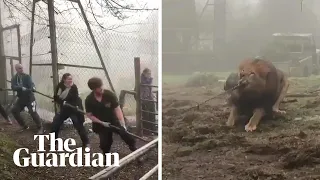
2;1;158;137
1;24;22;106
8;3;158;123
1;1;158;179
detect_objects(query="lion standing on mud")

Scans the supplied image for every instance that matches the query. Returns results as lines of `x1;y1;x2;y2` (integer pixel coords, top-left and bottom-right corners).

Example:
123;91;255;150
226;58;289;132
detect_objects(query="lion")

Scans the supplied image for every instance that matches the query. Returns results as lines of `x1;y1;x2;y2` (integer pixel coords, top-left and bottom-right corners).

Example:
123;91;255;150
224;72;239;91
222;72;239;106
226;58;289;132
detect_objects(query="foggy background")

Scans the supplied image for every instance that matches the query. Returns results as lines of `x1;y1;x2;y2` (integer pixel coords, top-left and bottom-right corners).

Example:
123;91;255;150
163;0;320;74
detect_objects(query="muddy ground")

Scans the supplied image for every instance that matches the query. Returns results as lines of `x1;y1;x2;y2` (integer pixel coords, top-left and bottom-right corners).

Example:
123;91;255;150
163;75;320;180
0;115;157;180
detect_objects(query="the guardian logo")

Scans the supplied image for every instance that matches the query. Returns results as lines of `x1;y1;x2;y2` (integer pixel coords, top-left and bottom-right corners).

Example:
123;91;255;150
12;133;119;167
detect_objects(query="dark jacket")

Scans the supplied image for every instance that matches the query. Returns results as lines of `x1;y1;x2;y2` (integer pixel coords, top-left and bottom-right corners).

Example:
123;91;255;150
53;83;80;113
11;73;35;102
133;74;154;101
141;74;153;100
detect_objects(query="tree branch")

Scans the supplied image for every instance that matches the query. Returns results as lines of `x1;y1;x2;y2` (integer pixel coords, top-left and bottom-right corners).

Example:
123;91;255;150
2;0;158;29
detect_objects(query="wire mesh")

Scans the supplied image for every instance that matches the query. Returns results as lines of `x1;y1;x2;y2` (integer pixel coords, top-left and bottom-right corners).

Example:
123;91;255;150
1;1;158;179
3;28;18;57
2;2;158;122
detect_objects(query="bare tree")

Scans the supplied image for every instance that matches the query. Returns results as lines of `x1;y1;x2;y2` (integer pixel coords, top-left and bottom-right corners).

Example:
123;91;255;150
2;0;158;30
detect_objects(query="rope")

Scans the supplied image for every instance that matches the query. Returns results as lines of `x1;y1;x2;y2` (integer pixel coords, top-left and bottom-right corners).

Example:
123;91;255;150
170;84;240;161
0;87;150;143
180;84;240;114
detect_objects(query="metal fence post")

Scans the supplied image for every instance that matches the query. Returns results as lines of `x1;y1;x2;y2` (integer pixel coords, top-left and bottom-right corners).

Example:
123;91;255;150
134;57;142;136
16;25;22;64
10;58;15;97
48;0;59;113
0;5;7;104
77;0;116;94
29;0;36;74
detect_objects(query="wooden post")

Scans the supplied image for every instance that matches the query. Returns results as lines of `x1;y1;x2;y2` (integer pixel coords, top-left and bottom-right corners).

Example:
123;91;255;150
48;0;59;113
16;25;22;64
0;3;7;104
119;90;126;110
10;58;15;97
29;0;36;74
134;57;142;136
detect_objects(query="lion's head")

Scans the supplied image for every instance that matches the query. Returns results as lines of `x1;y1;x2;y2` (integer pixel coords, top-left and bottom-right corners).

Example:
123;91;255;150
237;58;271;94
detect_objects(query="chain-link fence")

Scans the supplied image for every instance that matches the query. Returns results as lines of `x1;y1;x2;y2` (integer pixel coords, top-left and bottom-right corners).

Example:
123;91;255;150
3;8;158;123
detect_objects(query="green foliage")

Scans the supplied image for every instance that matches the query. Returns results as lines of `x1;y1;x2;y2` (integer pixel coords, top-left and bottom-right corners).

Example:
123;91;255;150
185;72;219;87
0;133;18;179
163;74;191;85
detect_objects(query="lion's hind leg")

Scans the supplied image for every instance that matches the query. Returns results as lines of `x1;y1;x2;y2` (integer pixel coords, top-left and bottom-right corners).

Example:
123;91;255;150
273;73;289;116
226;105;238;127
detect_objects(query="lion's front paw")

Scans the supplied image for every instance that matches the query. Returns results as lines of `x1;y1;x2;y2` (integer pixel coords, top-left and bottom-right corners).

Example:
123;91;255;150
245;123;257;132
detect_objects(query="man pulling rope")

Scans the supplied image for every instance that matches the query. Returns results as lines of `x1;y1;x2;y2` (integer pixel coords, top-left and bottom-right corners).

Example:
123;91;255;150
10;64;44;134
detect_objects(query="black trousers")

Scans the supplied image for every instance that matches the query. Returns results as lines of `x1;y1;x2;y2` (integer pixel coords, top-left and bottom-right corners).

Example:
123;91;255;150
97;120;136;154
11;98;42;128
0;104;9;121
51;111;89;146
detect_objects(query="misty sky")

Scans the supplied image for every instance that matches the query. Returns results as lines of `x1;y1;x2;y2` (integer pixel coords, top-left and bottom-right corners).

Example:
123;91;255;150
195;0;318;20
0;0;158;35
0;0;158;94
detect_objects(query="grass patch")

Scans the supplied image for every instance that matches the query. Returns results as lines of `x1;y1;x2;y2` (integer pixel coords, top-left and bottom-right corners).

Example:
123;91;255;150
0;133;19;179
163;74;191;85
163;72;232;86
185;72;219;87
